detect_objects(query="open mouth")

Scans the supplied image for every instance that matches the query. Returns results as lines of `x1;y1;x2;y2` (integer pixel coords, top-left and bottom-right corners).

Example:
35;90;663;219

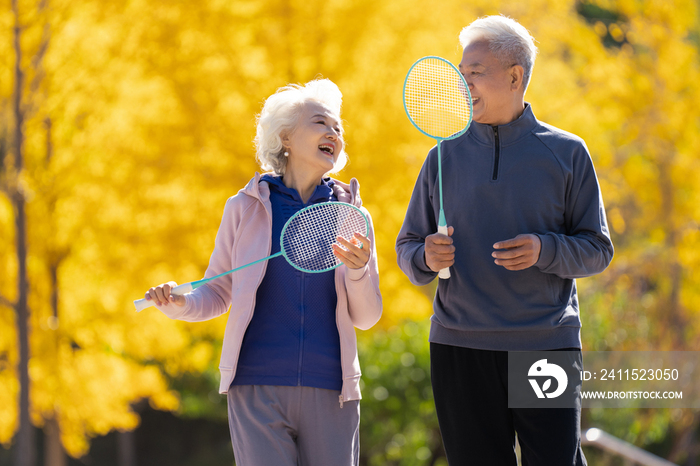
319;144;335;155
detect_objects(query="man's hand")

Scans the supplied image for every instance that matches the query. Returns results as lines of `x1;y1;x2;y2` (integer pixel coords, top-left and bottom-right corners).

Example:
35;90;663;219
425;226;455;273
492;234;541;271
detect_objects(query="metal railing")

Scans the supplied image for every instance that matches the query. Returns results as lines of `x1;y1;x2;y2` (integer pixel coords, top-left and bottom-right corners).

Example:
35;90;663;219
581;428;678;466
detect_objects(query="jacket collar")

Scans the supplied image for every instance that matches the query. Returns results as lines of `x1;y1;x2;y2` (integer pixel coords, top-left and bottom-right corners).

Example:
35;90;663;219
468;102;538;146
240;172;271;202
331;178;362;207
241;172;362;208
260;173;335;205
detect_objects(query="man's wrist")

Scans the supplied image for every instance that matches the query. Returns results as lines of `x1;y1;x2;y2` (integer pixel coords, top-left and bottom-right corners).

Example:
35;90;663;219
534;233;555;269
413;244;434;274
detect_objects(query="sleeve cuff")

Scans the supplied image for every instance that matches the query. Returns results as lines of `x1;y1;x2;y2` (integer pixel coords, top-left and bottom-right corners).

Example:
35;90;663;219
412;244;434;274
345;263;370;281
155;293;192;319
535;233;556;270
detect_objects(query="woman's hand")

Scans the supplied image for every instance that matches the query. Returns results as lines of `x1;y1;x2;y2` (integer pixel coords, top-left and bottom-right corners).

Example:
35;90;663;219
332;233;370;269
145;281;186;307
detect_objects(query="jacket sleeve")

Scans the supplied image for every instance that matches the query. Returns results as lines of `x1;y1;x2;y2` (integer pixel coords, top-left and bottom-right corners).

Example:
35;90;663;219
534;142;614;279
395;151;440;286
344;206;383;330
157;196;237;322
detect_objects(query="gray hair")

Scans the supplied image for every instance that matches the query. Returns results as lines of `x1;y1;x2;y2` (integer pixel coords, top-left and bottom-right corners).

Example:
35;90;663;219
459;15;538;90
255;79;347;176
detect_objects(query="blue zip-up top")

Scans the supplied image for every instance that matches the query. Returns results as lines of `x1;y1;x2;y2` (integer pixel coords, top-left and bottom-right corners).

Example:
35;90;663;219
232;174;342;390
396;104;614;351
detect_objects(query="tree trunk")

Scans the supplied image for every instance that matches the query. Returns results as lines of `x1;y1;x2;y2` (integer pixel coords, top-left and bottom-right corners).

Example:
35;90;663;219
11;0;35;465
117;430;137;466
44;418;66;466
44;259;66;466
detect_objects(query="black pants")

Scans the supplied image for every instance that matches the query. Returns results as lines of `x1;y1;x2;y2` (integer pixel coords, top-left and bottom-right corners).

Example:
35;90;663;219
430;343;587;466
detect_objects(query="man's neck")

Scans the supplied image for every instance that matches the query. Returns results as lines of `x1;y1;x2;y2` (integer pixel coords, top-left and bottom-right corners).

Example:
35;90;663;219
488;101;526;126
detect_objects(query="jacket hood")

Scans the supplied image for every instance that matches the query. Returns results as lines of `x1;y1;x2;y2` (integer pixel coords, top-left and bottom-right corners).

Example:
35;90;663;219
240;172;363;208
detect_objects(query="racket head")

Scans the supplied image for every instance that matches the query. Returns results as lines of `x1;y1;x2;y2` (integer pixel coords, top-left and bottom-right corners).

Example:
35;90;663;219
280;201;369;273
403;56;473;141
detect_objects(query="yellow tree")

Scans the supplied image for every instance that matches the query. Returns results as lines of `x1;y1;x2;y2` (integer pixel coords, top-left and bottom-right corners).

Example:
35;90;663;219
2;0;699;462
568;1;700;461
0;0;220;460
1;0;52;464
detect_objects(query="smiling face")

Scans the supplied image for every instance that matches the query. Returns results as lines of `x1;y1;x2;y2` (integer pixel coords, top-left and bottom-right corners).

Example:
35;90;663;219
459;40;525;126
283;101;343;180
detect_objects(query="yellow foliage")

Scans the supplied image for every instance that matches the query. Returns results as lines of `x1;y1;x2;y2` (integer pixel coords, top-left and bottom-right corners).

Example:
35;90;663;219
1;0;700;456
0;369;18;447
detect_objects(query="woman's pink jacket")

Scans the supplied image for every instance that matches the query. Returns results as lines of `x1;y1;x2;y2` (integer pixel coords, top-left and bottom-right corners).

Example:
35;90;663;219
155;173;382;406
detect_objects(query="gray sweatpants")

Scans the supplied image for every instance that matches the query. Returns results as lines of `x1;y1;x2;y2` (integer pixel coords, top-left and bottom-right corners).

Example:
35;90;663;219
227;385;360;466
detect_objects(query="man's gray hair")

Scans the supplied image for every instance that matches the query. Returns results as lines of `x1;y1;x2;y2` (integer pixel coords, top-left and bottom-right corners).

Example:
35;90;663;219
255;79;347;176
459;15;538;90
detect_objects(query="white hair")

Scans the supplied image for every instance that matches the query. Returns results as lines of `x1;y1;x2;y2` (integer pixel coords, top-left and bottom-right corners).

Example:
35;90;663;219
459;15;538;90
255;79;347;176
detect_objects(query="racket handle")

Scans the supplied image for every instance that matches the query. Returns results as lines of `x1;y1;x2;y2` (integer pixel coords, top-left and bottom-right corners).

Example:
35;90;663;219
437;225;451;279
133;282;194;312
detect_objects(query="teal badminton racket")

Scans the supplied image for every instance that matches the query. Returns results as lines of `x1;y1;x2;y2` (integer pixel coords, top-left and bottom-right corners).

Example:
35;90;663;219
134;201;368;312
403;56;473;279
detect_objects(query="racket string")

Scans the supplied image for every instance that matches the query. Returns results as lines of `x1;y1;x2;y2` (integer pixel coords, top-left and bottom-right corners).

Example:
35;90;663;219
282;203;367;272
405;57;472;139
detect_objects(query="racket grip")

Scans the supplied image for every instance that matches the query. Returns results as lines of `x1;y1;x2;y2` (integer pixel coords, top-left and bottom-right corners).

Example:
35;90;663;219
437;225;451;279
133;282;194;312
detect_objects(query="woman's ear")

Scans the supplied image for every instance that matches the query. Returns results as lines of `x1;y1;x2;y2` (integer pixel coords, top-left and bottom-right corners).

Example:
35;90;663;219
281;129;293;148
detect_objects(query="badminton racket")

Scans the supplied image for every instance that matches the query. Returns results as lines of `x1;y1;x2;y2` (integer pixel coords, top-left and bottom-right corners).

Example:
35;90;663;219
134;201;368;312
403;56;472;279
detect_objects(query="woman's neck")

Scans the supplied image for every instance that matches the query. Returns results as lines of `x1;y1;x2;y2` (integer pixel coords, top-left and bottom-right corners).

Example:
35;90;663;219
282;168;323;204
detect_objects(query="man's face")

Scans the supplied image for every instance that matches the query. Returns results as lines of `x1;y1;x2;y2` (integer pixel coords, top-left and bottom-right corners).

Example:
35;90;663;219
459;41;520;126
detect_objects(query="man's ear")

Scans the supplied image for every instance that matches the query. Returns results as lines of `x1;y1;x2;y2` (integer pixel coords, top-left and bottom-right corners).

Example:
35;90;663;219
510;65;525;91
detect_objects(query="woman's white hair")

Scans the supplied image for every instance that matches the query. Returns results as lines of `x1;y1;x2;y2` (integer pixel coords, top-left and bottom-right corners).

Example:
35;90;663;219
459;15;538;91
255;79;347;176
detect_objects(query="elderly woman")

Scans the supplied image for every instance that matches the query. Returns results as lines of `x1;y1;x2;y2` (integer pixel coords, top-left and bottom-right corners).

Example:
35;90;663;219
144;79;382;466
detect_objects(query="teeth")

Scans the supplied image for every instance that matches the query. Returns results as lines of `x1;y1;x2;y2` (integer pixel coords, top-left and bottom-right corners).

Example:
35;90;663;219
319;145;334;155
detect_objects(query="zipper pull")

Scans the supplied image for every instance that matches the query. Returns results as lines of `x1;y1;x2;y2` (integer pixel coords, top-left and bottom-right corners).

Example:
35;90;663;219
339;395;344;409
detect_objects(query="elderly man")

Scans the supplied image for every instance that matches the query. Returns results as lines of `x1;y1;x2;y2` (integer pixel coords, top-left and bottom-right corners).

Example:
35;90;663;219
396;15;613;465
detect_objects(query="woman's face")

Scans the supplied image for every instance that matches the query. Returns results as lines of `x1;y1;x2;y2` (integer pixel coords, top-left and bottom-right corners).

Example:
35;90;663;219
284;101;343;178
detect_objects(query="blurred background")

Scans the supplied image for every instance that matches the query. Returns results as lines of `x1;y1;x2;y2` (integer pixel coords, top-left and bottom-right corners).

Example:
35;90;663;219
1;0;699;464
